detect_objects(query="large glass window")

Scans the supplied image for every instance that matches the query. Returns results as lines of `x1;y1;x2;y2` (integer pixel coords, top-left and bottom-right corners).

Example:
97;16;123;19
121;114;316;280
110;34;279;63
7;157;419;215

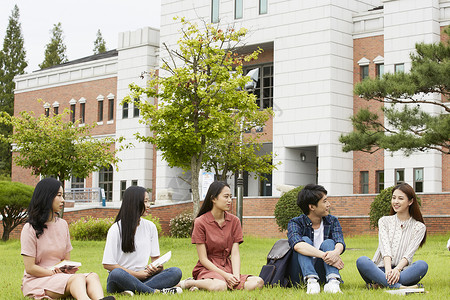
360;171;369;194
80;102;86;124
71;176;85;189
53;106;59;115
414;168;424;193
211;0;219;23
244;63;273;109
376;63;384;78
259;0;268;14
99;165;113;201
235;0;243;19
70;104;76;123
360;65;369;80
122;102;129;119
120;180;127;200
98;100;103;122
108;98;114;121
133;98;140;118
376;170;384;193
395;169;405;185
395;63;404;73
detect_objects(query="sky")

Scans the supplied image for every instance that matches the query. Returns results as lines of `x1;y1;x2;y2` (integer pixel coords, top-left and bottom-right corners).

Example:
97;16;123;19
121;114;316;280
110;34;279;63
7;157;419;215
0;0;161;72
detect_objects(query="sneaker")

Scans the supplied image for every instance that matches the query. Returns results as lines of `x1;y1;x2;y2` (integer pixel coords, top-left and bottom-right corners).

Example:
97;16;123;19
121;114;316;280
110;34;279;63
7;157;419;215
120;290;134;296
306;278;320;294
160;287;183;294
324;279;341;293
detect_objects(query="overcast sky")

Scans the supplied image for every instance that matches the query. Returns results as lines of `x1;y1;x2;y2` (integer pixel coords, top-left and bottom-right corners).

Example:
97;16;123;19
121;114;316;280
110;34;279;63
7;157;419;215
0;0;161;72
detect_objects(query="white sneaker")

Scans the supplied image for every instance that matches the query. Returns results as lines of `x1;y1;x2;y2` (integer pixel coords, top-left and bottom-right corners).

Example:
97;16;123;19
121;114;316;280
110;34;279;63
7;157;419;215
306;278;320;294
120;290;134;296
324;279;341;293
160;287;183;294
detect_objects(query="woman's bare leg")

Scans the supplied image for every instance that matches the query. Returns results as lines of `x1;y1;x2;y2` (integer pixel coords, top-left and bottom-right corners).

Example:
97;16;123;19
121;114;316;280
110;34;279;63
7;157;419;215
85;273;105;299
185;278;227;291
64;274;91;300
244;276;264;290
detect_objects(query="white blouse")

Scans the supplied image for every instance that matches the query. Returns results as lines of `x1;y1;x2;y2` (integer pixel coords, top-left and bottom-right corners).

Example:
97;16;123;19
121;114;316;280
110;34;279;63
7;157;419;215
372;215;426;269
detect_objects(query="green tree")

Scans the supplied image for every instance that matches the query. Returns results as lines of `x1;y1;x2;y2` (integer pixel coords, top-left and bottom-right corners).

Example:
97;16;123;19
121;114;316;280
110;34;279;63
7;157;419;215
39;22;68;69
0;181;34;241
127;18;271;215
340;26;450;155
0;4;27;177
0;107;124;190
93;29;107;54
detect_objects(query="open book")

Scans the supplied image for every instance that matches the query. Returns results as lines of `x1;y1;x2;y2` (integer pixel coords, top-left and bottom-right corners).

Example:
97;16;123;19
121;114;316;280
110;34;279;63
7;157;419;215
49;260;82;271
150;251;171;268
385;288;425;295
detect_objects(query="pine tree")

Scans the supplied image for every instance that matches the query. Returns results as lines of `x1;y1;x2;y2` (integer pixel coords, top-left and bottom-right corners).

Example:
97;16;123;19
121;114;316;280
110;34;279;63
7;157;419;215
39;22;68;69
93;29;107;54
0;4;27;176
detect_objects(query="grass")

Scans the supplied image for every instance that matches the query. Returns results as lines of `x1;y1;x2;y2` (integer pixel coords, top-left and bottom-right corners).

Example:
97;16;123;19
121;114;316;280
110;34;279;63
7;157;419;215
1;234;449;299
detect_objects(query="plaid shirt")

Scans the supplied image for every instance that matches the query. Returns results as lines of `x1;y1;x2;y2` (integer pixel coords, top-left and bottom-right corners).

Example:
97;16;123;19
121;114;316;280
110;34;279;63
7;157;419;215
287;214;346;252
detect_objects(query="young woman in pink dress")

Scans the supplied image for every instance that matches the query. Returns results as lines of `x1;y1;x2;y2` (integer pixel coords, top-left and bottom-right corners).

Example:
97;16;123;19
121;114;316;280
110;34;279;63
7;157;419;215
179;181;264;291
20;178;114;300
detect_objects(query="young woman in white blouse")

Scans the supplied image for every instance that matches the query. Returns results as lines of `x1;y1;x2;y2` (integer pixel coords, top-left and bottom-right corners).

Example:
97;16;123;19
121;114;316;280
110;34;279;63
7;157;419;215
356;183;428;289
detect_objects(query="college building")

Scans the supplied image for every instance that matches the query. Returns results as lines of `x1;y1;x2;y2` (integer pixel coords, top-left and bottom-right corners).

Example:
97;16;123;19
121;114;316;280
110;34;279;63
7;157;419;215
13;0;450;205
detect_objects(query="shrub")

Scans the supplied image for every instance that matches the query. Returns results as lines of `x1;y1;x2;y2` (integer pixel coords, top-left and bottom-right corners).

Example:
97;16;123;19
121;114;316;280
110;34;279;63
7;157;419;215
0;181;34;241
369;186;421;228
274;186;304;231
170;212;194;238
69;216;114;241
143;214;163;236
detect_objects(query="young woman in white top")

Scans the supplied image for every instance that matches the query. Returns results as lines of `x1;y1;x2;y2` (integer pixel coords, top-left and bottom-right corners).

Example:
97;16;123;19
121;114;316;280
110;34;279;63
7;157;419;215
102;186;182;295
356;183;428;289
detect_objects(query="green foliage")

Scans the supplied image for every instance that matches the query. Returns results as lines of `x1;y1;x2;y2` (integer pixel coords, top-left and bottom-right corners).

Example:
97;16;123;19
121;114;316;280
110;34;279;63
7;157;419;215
169;212;194;238
69;216;114;241
0;181;34;241
369;186;422;228
341;26;450;155
127;17;269;215
0;4;27;176
0;106;123;187
39;22;68;69
142;214;163;236
93;29;107;54
274;186;303;231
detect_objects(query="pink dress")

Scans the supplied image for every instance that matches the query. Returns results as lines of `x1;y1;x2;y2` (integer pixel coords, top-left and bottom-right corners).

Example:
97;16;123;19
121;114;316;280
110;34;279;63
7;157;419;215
20;218;87;299
191;211;250;290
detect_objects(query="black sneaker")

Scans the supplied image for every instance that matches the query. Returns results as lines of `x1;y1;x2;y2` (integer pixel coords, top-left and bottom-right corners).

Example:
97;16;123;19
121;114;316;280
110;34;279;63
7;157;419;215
160;287;183;294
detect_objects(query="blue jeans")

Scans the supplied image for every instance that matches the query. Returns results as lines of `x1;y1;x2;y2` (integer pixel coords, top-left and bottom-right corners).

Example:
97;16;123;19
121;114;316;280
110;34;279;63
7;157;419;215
106;267;182;294
356;256;428;288
289;237;341;285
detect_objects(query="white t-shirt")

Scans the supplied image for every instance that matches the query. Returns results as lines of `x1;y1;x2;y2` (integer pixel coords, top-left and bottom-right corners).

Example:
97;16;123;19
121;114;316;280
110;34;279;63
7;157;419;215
313;220;324;249
102;218;160;272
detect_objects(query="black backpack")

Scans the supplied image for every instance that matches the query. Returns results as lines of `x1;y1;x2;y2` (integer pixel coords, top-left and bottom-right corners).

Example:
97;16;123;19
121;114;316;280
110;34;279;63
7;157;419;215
259;239;293;287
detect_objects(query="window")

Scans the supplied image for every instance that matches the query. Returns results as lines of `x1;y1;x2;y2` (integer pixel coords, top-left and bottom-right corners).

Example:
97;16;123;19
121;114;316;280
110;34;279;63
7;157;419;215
99;165;113;201
395;63;404;73
132;180;138;186
244;64;273;109
120;180;127;200
122;102;129;119
360;171;369;194
376;170;384;193
45;107;50;117
108;98;114;121
395;169;405;185
211;0;219;23
71;176;84;189
97;100;103;122
376;64;384;78
259;0;268;14
133;98;140;118
235;0;243;19
53;106;59;115
80;102;86;123
360;65;369;80
414;168;424;193
70;104;76;123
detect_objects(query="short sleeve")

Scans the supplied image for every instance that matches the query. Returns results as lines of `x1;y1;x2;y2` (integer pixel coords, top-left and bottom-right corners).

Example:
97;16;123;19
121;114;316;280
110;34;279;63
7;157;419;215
191;217;206;244
102;223;120;265
20;223;37;257
232;217;243;244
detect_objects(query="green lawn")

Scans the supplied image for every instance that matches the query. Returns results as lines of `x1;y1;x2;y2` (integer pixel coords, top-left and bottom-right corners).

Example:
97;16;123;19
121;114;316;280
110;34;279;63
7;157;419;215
1;234;449;299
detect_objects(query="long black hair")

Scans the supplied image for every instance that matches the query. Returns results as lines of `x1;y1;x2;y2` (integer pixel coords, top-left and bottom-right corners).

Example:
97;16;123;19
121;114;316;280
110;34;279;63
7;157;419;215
27;178;62;238
115;185;147;253
196;181;230;218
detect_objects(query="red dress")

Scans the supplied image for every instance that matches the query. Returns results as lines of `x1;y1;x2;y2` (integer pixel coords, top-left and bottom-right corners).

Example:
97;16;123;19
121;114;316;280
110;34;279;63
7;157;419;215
191;211;250;289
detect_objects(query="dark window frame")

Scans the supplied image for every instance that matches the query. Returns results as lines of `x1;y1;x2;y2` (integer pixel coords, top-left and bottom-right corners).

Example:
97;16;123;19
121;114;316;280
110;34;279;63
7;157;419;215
259;0;268;15
80;102;86;124
395;168;405;185
99;165;113;202
360;65;369;80
376;170;384;193
360;171;369;194
70;104;76;123
122;102;129;119
108;98;114;121
413;168;424;193
98;100;103;122
243;63;273;109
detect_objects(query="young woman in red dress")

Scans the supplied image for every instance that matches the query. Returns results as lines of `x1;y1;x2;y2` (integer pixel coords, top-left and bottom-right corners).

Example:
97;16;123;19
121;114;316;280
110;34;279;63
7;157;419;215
179;181;264;291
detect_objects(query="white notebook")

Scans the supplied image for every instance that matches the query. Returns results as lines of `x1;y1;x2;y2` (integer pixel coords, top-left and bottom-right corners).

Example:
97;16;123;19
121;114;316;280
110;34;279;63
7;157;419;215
385;288;425;295
49;260;82;270
150;251;171;268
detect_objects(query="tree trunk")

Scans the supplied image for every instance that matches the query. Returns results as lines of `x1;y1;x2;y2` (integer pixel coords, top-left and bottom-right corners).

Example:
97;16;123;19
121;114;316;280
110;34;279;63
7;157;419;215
190;155;202;217
2;229;10;242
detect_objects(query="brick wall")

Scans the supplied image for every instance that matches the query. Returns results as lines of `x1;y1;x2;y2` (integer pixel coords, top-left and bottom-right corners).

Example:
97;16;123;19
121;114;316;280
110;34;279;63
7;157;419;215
3;193;449;240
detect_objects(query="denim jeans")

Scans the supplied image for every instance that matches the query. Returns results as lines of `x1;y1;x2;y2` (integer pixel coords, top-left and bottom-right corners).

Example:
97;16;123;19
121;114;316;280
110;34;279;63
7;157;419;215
356;256;428;288
288;237;341;285
106;267;182;294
